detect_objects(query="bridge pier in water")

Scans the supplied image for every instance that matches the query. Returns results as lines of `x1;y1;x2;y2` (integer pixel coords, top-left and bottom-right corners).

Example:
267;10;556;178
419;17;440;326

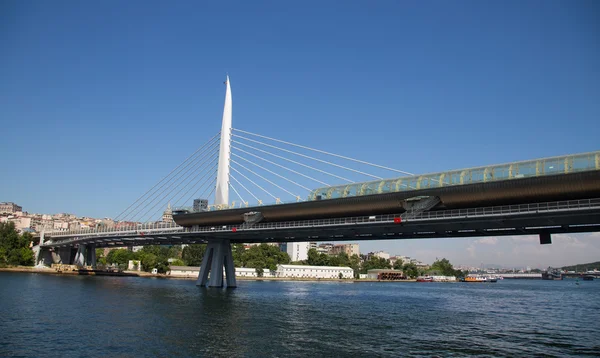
196;239;237;288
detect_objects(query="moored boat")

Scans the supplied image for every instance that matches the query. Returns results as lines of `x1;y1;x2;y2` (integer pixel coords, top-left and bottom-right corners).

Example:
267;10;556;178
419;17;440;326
465;275;496;283
416;276;433;282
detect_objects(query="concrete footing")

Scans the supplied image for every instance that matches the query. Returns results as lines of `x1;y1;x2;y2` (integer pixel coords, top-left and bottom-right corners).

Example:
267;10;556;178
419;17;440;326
196;239;237;288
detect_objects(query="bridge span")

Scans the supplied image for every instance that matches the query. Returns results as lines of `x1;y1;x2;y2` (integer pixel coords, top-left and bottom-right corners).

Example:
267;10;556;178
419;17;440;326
39;198;600;282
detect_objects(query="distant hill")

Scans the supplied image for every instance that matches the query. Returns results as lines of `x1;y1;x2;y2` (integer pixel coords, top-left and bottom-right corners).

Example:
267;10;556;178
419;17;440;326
561;261;600;271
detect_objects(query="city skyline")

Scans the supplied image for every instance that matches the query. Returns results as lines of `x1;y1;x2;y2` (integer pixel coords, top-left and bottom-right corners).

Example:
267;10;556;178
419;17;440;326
2;2;599;269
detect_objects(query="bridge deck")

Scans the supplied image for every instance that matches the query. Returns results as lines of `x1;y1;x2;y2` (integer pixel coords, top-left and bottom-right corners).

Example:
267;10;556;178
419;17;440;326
42;198;600;248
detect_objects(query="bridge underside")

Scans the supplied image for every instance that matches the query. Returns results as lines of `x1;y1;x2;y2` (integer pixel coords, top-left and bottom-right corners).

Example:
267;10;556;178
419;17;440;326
42;199;600;248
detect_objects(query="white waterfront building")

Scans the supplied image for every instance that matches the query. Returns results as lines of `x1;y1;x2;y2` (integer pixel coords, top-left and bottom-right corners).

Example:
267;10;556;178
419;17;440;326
276;264;354;279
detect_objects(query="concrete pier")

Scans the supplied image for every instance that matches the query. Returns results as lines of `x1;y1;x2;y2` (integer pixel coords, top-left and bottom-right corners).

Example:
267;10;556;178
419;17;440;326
196;239;237;288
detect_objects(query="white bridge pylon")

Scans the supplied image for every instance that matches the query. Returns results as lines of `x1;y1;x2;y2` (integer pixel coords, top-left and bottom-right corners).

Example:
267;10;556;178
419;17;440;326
214;75;232;207
199;76;234;288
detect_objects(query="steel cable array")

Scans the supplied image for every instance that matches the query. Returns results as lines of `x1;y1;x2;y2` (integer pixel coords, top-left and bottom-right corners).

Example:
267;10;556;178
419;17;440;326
114;128;413;223
227;127;413;206
116;133;220;222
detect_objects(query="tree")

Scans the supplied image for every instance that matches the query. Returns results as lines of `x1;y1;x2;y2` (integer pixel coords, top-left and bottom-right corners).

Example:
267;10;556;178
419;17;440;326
431;258;463;276
403;262;419;278
182;244;206;266
96;248;107;266
241;244;290;270
141;253;158;272
256;267;264;277
361;256;391;273
138;252;169;273
8;247;34;266
430;258;457;276
170;259;185;266
232;244;245;267
393;258;404;270
0;222;35;266
307;248;320;265
349;254;361;278
167;245;183;260
106;249;134;266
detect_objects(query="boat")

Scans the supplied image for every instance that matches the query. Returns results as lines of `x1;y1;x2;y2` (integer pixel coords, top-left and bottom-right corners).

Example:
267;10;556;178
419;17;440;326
464;275;496;283
416;276;433;282
542;268;563;280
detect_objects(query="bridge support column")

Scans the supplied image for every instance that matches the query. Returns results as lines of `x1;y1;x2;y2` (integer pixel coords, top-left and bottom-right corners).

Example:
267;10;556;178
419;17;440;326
74;245;87;267
85;245;97;268
56;247;73;264
37;249;53;266
196;239;236;288
34;232;45;266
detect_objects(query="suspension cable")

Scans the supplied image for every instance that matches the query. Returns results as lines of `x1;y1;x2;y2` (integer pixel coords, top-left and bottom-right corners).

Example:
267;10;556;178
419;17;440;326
229;182;245;205
233;134;383;179
230;174;260;203
145;164;218;222
231;145;330;186
118;137;219;219
231;159;302;200
172;162;219;207
138;157;219;222
133;147;220;222
232;153;312;191
231;166;277;201
115;132;220;220
232;139;353;182
185;177;217;207
125;142;220;221
233;128;414;175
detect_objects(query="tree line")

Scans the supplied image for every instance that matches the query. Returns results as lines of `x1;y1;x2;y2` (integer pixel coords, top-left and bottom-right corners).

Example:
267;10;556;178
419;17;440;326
99;243;292;273
298;249;465;279
561;261;600;272
0;222;35;266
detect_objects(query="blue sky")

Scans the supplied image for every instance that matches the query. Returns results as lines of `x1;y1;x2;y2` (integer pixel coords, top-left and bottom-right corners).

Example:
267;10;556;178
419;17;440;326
1;1;599;267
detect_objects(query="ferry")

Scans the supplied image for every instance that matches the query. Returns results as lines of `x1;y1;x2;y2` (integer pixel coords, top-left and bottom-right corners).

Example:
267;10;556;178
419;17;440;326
465;275;497;283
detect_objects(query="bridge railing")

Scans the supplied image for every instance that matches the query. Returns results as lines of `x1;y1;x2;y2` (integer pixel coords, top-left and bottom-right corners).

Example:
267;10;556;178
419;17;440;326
48;221;182;238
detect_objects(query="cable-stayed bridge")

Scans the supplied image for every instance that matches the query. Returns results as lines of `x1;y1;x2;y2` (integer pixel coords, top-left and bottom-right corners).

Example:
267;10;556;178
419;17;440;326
37;77;600;288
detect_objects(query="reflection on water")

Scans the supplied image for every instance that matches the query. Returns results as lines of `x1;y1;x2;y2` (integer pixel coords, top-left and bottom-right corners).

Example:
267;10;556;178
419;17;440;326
1;273;599;357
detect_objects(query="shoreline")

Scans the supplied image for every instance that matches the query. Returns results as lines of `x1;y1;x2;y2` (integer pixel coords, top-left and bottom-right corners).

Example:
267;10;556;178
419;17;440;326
0;266;417;283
